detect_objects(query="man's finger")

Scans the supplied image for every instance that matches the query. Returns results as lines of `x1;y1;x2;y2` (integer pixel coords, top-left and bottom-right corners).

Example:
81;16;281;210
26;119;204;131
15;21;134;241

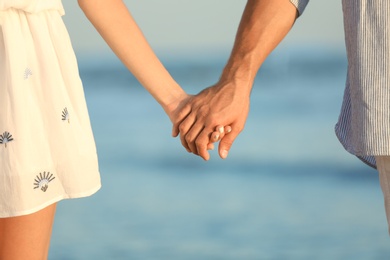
196;128;213;160
184;121;205;155
178;113;197;152
171;104;192;137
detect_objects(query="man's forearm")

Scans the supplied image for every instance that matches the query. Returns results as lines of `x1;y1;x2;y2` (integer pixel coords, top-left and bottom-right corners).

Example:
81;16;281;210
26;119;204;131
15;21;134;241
221;0;298;94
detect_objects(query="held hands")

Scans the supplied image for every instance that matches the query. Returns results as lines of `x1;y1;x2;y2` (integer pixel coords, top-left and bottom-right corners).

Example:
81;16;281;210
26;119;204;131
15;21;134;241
164;92;232;153
170;80;250;160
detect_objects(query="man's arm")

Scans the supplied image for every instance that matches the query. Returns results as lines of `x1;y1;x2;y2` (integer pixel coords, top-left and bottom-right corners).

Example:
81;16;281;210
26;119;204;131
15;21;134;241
172;0;305;160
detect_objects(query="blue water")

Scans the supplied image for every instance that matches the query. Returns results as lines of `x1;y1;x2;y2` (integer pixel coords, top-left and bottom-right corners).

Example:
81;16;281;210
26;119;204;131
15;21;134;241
50;48;390;259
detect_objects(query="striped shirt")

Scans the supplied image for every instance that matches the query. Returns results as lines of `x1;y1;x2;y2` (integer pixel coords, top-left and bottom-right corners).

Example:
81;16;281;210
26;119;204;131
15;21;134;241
290;0;390;168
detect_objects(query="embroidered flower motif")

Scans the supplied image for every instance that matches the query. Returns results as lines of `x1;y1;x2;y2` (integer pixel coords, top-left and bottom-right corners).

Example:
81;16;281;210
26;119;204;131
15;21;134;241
0;131;13;148
62;107;70;123
23;68;33;80
33;172;55;192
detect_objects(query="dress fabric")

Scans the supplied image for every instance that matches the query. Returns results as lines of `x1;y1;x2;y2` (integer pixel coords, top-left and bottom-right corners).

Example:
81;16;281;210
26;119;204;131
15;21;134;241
291;0;390;169
0;0;101;217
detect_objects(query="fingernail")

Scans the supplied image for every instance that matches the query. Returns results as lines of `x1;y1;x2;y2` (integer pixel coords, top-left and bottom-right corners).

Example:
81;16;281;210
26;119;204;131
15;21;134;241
227;128;232;133
214;134;220;140
218;126;224;133
221;150;228;159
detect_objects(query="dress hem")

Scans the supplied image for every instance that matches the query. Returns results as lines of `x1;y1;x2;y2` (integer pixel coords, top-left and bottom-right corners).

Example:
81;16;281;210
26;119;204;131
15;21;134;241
0;184;101;218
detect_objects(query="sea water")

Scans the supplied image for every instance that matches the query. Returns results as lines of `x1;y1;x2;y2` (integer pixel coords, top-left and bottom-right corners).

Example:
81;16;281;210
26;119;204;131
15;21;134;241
50;48;390;259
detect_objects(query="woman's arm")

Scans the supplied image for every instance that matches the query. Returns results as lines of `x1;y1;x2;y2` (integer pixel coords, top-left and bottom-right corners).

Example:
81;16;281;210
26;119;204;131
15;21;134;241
78;0;186;117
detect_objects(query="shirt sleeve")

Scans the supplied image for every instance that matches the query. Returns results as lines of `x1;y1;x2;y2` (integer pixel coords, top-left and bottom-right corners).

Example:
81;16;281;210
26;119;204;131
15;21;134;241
289;0;309;16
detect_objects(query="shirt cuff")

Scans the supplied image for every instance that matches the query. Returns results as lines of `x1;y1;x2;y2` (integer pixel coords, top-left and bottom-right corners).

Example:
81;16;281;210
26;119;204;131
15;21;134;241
289;0;309;16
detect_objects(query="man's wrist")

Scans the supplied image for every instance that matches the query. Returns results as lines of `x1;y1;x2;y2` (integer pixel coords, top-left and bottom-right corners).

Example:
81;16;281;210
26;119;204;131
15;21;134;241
219;65;255;96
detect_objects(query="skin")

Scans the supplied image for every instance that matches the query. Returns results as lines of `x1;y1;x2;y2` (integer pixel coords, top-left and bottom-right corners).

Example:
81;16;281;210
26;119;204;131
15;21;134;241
78;0;187;116
0;204;57;260
1;1;225;259
78;0;222;149
172;0;299;160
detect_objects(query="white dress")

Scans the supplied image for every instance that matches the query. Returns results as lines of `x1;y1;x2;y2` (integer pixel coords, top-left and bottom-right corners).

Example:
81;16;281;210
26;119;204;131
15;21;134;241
0;0;101;217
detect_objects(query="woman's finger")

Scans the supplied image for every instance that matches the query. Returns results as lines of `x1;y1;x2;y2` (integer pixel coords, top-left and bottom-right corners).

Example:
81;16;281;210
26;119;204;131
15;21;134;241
207;143;215;150
210;125;228;143
225;125;232;134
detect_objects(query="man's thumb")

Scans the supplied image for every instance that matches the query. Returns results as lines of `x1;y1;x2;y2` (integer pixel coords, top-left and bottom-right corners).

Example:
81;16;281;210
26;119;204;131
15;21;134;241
218;132;237;159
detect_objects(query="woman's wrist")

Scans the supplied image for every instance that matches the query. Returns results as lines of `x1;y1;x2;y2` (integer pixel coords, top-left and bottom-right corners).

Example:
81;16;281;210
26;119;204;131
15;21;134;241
160;86;189;120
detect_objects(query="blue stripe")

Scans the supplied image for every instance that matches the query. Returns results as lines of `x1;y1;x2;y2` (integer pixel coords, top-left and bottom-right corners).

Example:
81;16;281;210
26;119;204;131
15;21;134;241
290;0;390;168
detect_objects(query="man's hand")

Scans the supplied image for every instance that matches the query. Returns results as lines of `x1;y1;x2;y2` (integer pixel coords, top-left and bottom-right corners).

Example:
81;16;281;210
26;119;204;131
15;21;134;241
165;92;228;152
172;79;250;160
171;0;298;161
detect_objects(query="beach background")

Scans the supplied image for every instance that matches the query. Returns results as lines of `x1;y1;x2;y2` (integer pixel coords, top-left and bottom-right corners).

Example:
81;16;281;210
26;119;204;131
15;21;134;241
50;1;389;259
